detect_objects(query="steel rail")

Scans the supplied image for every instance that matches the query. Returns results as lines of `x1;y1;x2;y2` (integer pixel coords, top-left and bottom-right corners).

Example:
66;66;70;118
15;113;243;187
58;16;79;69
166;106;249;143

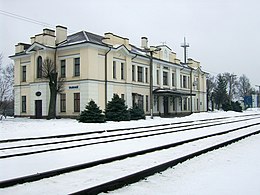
0;122;259;188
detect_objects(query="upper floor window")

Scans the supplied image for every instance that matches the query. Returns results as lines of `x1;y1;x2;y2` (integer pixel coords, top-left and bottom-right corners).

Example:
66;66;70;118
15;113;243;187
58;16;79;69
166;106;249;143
60;60;66;78
37;56;42;78
145;68;148;83
22;66;26;82
163;71;168;85
183;75;187;88
74;58;80;77
113;61;116;79
132;65;135;81
121;62;125;80
172;72;175;86
137;66;143;82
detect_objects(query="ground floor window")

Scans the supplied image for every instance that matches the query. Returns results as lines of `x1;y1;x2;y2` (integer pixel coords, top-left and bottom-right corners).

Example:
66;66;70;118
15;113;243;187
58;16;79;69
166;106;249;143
183;97;188;111
132;93;144;109
60;93;66;112
74;93;80;112
146;95;149;112
21;96;26;113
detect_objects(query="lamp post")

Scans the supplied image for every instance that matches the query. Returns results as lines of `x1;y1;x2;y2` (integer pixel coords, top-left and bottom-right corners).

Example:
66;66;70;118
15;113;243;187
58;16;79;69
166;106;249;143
143;46;161;119
141;37;161;119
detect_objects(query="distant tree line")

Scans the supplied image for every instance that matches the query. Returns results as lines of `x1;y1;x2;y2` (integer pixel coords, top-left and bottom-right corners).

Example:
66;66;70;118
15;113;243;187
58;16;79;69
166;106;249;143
0;53;14;117
207;72;255;112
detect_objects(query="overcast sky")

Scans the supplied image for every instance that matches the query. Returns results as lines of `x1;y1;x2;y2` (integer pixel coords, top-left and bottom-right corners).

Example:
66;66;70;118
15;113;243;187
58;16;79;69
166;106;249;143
1;0;260;87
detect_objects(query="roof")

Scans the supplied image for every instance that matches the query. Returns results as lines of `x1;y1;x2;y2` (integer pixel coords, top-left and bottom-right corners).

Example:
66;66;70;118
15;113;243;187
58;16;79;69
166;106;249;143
153;88;196;97
57;31;105;47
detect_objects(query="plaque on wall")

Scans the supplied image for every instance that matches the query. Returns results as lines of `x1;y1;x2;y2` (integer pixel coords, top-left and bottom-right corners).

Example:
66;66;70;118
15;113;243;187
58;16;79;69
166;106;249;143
36;91;41;96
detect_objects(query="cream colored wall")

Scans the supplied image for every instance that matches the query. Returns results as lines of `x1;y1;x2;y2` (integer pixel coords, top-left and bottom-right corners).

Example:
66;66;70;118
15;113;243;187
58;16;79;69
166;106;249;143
13;26;208;117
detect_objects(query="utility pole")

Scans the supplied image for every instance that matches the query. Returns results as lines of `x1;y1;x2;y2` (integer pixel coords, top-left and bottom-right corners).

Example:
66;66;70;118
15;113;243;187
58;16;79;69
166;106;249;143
181;37;189;65
181;37;193;113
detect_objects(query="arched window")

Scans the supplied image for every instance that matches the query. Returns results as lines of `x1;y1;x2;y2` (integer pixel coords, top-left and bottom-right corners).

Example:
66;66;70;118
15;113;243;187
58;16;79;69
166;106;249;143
37;56;42;78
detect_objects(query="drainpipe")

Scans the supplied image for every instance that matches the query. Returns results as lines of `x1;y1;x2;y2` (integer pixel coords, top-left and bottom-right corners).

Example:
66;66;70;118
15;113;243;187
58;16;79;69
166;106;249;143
105;47;112;107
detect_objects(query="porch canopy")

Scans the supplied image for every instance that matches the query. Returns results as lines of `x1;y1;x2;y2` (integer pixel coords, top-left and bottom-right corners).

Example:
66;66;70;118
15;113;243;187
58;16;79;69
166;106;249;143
153;88;196;97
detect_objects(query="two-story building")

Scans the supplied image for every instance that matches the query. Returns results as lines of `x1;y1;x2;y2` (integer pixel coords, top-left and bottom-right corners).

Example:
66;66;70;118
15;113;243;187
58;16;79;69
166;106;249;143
10;25;208;118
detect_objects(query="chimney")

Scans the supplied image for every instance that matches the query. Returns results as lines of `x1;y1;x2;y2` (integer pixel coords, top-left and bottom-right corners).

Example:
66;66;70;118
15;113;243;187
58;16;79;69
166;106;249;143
141;37;148;49
30;36;35;44
56;25;67;44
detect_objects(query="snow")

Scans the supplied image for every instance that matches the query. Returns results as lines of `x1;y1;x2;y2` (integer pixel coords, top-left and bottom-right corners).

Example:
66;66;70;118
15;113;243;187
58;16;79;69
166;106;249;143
109;134;260;195
0;110;260;194
0;110;253;140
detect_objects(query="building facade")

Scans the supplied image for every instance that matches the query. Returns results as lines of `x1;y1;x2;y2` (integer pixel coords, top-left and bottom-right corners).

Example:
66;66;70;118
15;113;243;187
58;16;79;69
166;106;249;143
10;26;208;118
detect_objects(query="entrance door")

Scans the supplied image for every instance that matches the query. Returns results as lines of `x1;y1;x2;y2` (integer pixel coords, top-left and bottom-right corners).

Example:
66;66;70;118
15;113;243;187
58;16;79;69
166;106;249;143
35;100;42;119
163;96;169;116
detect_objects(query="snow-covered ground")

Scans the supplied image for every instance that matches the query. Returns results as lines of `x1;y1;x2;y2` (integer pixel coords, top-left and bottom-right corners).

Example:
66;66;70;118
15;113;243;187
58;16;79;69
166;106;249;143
109;133;260;195
1;109;259;140
0;109;260;194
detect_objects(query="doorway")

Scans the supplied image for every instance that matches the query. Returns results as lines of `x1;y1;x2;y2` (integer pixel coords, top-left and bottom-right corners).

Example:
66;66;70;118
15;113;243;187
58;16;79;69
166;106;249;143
163;96;169;116
35;100;42;119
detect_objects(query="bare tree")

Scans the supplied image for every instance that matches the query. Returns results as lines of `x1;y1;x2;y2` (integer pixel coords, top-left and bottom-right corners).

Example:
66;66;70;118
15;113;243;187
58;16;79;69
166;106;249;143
42;58;64;119
0;53;14;117
223;72;238;103
237;74;253;98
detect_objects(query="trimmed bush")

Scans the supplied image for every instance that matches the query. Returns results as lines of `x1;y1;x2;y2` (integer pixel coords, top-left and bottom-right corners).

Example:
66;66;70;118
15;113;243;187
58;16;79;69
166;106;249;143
77;100;105;123
105;94;130;121
129;104;145;120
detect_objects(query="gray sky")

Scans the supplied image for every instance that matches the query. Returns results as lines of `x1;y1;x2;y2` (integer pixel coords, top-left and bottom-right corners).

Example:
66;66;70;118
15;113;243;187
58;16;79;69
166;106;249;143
1;0;260;87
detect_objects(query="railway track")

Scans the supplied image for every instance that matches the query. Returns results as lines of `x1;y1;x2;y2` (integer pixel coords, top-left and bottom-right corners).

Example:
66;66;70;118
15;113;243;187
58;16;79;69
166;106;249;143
0;114;259;159
0;113;260;194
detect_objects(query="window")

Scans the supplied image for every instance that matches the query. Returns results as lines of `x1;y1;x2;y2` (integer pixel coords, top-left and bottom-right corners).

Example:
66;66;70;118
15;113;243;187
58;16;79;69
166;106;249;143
121;62;125;80
187;76;190;88
132;65;135;81
121;94;125;100
61;60;66;78
184;97;188;110
183;75;187;88
22;66;26;82
145;68;148;83
172;73;175;86
163;71;168;85
113;61;116;79
146;95;149;112
157;70;160;85
74;93;80;112
22;96;26;113
74;58;80;76
37;56;42;78
172;97;176;111
60;93;66;112
180;75;182;88
137;66;143;82
137;94;144;109
132;93;144;109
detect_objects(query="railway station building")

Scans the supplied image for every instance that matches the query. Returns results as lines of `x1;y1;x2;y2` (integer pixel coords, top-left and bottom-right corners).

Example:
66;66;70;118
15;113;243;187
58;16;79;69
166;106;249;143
10;25;208;118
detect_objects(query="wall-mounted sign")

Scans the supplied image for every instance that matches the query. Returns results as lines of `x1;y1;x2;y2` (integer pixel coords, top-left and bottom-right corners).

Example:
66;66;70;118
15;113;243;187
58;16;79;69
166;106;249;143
69;86;79;89
35;91;41;96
